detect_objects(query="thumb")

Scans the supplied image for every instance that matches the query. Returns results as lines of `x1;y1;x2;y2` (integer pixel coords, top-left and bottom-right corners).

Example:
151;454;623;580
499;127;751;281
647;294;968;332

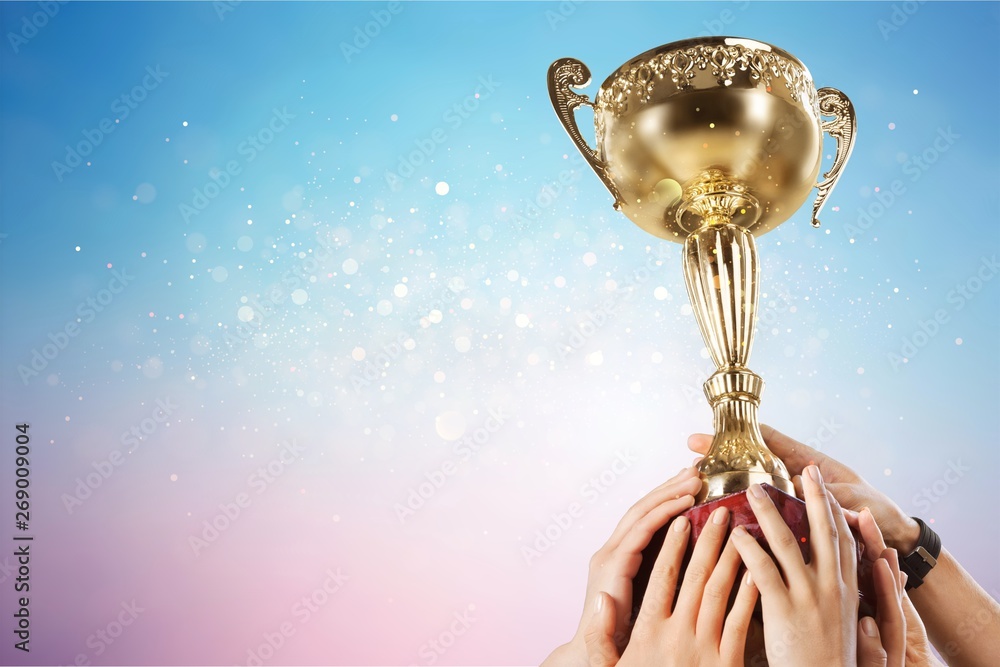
583;592;620;667
857;616;888;667
759;424;828;477
687;433;712;456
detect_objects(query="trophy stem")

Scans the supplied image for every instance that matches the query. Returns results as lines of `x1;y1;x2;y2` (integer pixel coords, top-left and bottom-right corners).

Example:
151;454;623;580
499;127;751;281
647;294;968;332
682;218;793;504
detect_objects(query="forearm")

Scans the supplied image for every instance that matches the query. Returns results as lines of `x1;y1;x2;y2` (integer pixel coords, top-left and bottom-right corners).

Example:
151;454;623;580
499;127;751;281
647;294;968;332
908;548;1000;667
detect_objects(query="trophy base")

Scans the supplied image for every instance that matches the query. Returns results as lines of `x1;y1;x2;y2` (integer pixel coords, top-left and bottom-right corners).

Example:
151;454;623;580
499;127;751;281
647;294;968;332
629;484;876;660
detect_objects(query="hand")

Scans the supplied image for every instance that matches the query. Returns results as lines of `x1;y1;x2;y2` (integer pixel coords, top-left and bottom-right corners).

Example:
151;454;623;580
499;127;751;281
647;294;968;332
846;507;906;667
729;466;858;667
584;507;758;666
848;507;943;666
688;426;921;552
541;467;702;666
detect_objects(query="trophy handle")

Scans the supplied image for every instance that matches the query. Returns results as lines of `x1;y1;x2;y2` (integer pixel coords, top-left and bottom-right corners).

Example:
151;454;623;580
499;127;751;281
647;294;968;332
811;87;857;228
547;57;624;209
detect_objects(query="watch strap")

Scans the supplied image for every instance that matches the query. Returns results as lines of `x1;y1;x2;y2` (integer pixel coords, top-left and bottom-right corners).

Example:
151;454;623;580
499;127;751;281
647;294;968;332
898;517;941;590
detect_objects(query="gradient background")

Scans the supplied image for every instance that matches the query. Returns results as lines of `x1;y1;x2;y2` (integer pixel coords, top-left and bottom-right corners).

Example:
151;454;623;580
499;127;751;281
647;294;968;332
1;1;998;665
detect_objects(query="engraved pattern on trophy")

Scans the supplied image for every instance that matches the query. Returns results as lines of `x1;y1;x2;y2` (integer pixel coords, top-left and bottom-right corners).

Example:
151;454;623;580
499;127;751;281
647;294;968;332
545;57;624;208
595;42;819;117
812;87;858;227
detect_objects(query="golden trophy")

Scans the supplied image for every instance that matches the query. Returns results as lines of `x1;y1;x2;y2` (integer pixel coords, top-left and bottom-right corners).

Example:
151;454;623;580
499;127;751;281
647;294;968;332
547;36;863;632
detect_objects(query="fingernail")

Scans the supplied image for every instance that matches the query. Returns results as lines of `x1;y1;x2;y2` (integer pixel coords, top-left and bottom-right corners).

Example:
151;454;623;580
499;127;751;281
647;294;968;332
732;525;748;538
673;515;689;532
712;506;729;525
744;570;753;587
806;465;822;484
748;483;765;500
692;455;704;467
861;616;878;637
593;594;604;614
901;573;909;588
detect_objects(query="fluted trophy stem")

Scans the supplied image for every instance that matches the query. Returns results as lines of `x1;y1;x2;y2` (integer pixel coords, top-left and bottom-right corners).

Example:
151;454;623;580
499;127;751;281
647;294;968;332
682;220;793;503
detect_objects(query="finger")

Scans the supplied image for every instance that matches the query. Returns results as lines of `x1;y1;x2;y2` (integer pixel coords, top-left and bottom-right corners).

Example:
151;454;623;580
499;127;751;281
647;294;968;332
687;433;712;455
675;506;729;618
730;524;786;598
698;538;742;636
720;570;759;665
857;617;889;667
639;515;690;621
791;474;804;500
828;489;858;592
859;507;888;557
746;483;808;580
759;424;827;477
878;547;901;597
615;494;698;565
873;558;905;667
801;465;840;579
698;537;741;643
603;469;702;551
583;593;621;667
607;493;697;632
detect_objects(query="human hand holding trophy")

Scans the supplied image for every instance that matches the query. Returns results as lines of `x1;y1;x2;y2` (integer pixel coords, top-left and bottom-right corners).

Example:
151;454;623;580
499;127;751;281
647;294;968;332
546;35;869;652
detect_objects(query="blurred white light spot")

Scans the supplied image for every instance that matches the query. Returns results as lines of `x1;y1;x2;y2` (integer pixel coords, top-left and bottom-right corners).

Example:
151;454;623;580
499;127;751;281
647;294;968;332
435;181;450;196
435;411;465;440
342;258;359;275
291;289;308;305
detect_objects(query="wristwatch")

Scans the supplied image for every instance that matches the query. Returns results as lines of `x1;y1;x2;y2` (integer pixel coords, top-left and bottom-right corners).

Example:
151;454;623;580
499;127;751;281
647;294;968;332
898;517;941;590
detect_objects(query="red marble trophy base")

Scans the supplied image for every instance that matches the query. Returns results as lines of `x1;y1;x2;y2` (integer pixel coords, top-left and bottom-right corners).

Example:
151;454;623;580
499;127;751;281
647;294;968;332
630;484;876;640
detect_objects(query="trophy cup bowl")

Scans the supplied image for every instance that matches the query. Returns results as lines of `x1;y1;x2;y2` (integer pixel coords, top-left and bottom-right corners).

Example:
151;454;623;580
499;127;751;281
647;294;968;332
547;36;869;638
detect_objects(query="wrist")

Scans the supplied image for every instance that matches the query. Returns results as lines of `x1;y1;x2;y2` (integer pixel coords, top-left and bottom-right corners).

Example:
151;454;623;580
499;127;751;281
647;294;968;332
886;515;921;553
